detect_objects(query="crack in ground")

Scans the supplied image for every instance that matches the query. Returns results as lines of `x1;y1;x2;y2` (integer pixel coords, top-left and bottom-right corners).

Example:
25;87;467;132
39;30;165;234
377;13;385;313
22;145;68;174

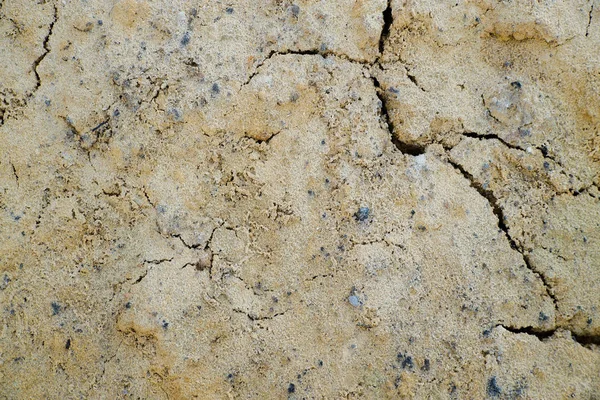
232;308;288;321
446;158;559;311
455;133;594;197
106;256;173;300
458;131;524;152
370;73;425;156
242;48;366;87
10;161;19;187
368;5;570;340
91;340;122;390
31;4;57;95
130;258;173;287
586;3;594;37
379;0;393;54
497;324;600;347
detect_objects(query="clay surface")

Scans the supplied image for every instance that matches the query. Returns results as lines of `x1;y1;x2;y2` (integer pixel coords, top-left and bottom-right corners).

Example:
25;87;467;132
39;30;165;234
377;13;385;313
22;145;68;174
1;0;599;398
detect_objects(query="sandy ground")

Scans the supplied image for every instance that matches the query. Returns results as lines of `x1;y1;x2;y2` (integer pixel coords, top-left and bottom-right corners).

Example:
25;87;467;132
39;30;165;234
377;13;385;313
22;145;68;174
1;0;599;398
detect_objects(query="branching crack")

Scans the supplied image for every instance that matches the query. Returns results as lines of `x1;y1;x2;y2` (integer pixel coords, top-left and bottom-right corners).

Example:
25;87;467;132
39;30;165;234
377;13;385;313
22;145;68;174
371;73;426;156
172;234;203;249
31;4;57;95
131;257;173;286
446;159;559;309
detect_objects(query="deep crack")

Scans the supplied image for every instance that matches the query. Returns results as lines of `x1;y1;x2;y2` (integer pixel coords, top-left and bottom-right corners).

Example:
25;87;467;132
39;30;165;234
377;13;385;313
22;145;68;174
370;74;425;156
497;324;556;340
497;324;600;347
459;131;524;153
379;0;393;54
446;159;559;310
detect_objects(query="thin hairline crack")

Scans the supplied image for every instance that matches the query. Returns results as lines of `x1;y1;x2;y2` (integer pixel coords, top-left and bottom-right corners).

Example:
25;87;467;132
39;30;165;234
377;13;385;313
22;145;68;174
31;4;57;96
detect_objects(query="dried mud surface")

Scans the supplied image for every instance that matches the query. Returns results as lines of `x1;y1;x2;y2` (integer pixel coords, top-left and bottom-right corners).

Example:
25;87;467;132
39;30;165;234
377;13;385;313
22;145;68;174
1;0;599;398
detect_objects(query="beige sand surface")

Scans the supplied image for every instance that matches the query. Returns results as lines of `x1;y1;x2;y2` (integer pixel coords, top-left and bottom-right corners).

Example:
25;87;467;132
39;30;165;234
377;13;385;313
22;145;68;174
1;0;599;398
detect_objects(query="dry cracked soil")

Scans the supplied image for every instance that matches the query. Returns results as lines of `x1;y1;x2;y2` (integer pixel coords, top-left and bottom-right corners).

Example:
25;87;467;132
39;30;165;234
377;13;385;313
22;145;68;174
1;0;600;398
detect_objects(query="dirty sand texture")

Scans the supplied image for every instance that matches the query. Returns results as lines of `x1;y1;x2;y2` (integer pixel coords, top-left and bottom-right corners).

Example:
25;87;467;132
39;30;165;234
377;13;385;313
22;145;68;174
1;0;600;398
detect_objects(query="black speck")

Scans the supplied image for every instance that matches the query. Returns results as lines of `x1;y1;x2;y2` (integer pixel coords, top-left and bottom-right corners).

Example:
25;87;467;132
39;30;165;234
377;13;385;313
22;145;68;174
539;312;549;321
482;329;491;337
51;302;62;315
97;20;103;25
487;377;502;397
510;81;522;89
287;383;295;393
308;190;314;196
226;7;234;14
354;206;370;222
45;99;51;106
321;139;326;145
410;210;415;217
211;83;220;95
397;353;413;369
422;358;430;371
587;318;593;325
65;338;71;349
162;320;169;329
125;302;131;309
543;161;550;170
318;360;323;367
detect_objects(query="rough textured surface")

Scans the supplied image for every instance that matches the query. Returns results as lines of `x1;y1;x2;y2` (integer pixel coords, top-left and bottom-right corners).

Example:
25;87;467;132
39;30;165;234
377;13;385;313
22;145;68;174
0;0;599;398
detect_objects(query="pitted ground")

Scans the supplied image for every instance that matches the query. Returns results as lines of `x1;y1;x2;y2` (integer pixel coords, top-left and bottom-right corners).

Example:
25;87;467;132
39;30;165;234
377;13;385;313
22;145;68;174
0;0;599;398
